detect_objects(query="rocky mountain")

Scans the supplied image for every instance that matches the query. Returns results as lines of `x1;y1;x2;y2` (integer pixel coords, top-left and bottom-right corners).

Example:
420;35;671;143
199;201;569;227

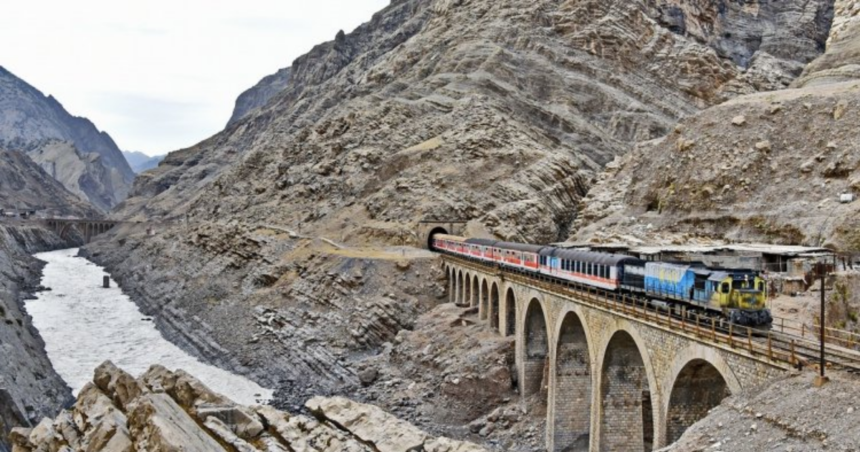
118;0;834;245
122;150;165;174
0;148;101;218
228;67;292;126
572;0;859;255
0;66;134;209
10;361;487;452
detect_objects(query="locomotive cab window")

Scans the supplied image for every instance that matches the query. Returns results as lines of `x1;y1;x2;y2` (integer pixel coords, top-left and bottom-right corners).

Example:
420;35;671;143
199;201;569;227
721;282;730;293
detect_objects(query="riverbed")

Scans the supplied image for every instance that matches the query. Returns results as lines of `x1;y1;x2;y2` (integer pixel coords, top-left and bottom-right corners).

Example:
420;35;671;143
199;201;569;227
25;248;272;405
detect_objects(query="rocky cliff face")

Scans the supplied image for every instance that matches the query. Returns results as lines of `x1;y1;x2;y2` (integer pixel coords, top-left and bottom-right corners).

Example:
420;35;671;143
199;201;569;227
19;140;128;212
119;0;833;245
10;361;487;452
228;67;292;126
0;66;134;209
0;225;76;452
572;1;860;252
0;149;101;218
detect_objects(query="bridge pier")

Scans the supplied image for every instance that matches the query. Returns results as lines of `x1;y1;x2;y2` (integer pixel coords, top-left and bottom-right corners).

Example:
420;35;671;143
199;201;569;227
443;257;786;452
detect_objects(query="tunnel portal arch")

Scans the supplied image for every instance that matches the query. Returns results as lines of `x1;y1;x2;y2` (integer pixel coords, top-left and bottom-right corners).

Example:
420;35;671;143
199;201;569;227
427;227;449;250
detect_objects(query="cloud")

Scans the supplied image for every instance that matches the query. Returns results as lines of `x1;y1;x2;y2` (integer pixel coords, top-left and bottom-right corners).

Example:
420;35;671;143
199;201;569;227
0;0;390;156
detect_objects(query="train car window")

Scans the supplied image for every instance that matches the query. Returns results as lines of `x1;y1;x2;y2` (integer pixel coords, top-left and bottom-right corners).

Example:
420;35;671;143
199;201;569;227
758;281;764;291
721;282;730;293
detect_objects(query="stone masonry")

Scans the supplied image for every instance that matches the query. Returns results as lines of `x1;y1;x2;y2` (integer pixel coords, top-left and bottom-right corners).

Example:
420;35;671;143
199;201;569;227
443;258;788;451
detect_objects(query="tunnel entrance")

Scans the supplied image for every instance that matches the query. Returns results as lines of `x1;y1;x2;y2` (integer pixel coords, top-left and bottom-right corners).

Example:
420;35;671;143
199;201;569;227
427;227;449;251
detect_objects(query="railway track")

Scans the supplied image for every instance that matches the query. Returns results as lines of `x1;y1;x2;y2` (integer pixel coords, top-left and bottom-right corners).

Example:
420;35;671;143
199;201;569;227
445;254;860;373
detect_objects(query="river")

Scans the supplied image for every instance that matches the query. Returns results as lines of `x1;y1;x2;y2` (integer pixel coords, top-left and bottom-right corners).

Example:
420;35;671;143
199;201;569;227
25;248;272;405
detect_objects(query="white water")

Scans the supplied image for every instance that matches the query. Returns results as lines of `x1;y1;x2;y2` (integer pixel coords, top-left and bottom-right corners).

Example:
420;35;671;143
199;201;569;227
25;248;273;405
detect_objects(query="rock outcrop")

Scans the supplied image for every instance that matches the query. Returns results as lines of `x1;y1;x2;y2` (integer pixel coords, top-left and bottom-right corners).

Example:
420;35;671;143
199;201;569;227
663;371;860;452
228;67;292;126
10;361;488;452
572;1;860;252
0;148;101;218
20;140;127;212
0;225;76;452
0;66;134;209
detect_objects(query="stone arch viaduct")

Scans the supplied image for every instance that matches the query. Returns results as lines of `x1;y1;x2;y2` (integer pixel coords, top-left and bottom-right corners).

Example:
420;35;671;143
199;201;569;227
43;219;118;244
442;256;791;452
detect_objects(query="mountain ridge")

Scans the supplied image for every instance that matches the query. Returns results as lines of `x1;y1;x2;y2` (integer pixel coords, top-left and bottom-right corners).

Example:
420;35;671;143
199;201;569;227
0;66;134;209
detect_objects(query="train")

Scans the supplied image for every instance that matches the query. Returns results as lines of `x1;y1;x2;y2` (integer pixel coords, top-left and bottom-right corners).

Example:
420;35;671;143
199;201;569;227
432;234;772;326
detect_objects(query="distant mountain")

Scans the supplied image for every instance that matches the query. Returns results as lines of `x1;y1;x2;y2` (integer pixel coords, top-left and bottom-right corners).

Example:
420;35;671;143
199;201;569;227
0;66;135;210
227;67;291;126
123;150;165;174
0;148;101;218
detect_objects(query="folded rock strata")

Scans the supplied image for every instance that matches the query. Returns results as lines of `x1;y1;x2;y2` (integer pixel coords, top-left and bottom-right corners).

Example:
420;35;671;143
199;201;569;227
9;361;488;452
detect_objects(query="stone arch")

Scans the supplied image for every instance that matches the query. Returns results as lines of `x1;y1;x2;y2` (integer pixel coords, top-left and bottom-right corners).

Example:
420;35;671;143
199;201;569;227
427;227;448;250
480;279;489;319
599;330;657;452
553;311;592;452
490;283;500;331
504;288;517;337
464;273;472;307
665;349;739;444
523;298;550;415
472;276;479;307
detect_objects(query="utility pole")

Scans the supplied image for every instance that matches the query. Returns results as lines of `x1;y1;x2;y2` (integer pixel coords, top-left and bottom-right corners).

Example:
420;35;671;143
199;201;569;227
814;261;829;387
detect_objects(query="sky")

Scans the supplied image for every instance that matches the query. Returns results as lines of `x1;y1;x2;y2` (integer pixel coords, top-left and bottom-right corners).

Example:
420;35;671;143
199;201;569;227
0;0;389;157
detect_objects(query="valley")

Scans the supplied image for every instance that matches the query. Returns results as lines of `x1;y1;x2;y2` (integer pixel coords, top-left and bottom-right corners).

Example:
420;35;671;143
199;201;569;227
2;0;860;451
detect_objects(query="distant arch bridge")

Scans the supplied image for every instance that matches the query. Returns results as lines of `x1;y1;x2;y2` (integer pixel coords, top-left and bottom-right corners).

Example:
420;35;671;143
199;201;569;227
42;219;121;244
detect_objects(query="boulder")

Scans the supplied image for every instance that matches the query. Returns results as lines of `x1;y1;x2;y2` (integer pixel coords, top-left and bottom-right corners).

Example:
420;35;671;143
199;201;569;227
306;396;428;451
127;393;227;452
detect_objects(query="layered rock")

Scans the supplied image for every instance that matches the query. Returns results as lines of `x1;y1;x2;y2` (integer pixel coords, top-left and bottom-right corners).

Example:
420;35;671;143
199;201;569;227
0;148;101;218
82;225;444;408
0;66;134;209
119;0;833;244
20;140;127;212
0;225;76;452
228;67;292;126
10;361;487;452
572;1;860;252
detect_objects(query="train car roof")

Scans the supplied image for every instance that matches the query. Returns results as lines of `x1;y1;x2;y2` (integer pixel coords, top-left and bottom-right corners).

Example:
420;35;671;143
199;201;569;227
465;238;499;246
433;234;467;241
542;247;644;266
495;241;548;253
